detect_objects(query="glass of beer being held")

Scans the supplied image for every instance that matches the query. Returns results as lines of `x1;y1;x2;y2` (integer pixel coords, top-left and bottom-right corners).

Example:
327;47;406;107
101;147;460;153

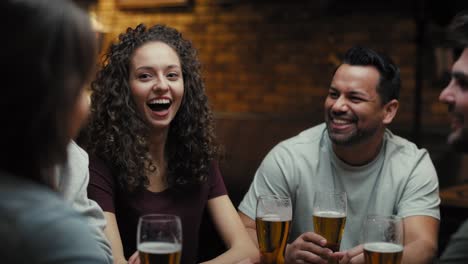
137;214;182;264
312;190;347;263
256;194;292;264
363;215;404;264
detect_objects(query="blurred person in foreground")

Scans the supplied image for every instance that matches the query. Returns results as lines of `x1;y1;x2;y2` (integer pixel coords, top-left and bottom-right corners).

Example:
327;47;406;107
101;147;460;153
0;0;107;263
83;23;258;264
438;10;468;264
238;45;440;264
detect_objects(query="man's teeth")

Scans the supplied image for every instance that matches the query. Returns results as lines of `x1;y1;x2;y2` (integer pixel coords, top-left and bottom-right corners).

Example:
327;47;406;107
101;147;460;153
333;119;351;124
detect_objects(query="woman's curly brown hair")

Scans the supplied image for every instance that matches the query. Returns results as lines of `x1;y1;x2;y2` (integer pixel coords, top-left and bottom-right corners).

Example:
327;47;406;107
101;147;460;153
84;23;219;193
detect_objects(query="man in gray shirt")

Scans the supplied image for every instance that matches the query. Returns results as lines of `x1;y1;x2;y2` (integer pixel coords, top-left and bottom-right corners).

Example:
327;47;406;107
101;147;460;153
238;46;440;264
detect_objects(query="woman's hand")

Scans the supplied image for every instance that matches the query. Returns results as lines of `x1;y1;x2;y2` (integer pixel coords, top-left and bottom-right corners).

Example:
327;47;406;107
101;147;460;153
338;245;364;264
235;255;260;264
128;251;140;264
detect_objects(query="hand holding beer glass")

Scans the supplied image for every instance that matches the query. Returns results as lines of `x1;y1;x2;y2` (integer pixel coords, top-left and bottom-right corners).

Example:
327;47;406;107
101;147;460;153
363;215;404;264
137;214;182;264
256;195;292;264
312;190;347;263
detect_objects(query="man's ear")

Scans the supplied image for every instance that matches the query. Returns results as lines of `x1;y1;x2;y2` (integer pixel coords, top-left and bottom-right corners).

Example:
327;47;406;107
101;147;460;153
382;99;399;125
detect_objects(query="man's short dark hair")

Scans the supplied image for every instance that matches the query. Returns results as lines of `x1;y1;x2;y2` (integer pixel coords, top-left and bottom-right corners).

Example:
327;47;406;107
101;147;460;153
447;10;468;58
342;45;401;105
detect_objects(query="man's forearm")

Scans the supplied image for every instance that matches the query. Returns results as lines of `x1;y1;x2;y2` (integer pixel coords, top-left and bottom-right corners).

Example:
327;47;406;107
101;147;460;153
402;240;437;264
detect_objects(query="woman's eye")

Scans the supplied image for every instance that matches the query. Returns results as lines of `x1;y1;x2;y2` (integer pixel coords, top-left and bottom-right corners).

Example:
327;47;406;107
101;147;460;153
167;72;179;80
138;73;152;80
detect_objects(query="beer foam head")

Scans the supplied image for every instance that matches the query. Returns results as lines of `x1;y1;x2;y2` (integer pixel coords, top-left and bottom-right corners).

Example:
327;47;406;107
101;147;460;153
364;242;403;253
138;242;181;254
261;213;291;222
313;210;346;218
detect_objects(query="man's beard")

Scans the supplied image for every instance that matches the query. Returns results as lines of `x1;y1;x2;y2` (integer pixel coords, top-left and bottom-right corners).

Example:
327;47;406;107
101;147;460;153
326;122;380;146
448;127;468;153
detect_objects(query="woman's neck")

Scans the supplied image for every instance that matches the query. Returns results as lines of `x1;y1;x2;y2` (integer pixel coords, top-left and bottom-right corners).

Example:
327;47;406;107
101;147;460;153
147;128;169;163
146;128;169;192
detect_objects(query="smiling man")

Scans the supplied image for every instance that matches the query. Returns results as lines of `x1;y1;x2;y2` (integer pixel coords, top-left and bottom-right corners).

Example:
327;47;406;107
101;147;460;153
438;10;468;264
439;12;468;153
238;46;440;264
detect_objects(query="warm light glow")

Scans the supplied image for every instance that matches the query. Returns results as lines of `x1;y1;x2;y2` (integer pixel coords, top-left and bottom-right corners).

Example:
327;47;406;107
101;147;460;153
89;10;108;33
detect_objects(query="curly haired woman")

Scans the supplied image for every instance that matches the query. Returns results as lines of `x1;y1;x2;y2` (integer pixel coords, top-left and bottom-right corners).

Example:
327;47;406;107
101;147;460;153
84;23;257;264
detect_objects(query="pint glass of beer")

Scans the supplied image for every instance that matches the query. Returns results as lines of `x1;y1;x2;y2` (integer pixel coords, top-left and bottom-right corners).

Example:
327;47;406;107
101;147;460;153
363;215;404;264
137;214;182;264
312;190;347;263
256;195;292;264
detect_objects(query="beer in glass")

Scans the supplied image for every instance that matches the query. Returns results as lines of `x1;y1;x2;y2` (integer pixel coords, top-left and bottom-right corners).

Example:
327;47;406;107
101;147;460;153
312;190;347;263
137;214;182;264
363;215;404;264
256;195;292;264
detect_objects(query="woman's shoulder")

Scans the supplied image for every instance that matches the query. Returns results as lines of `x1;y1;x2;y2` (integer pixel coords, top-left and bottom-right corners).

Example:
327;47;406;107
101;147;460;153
205;160;227;198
